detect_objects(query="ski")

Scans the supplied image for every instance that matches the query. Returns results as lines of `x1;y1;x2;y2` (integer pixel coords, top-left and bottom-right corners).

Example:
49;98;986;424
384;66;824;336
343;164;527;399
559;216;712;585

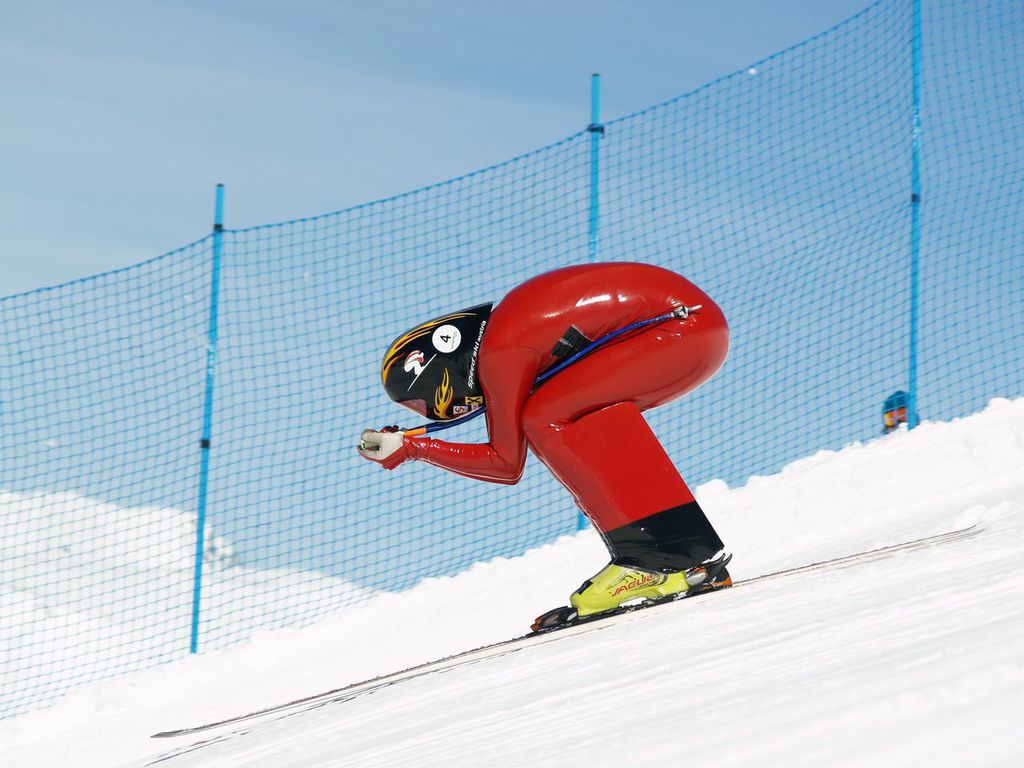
151;524;980;742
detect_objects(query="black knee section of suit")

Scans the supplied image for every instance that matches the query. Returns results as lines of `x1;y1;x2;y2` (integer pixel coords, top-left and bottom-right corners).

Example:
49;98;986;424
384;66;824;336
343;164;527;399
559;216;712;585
606;502;725;572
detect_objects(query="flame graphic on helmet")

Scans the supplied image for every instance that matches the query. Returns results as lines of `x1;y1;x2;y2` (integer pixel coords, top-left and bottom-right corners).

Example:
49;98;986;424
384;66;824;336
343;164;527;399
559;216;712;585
433;368;454;419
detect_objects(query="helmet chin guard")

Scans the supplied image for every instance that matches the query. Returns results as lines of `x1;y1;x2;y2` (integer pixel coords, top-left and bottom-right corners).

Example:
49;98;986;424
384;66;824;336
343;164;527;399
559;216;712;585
380;303;492;421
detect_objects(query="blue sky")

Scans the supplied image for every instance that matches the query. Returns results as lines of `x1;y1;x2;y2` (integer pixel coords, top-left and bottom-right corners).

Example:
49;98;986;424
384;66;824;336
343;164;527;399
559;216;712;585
0;0;870;297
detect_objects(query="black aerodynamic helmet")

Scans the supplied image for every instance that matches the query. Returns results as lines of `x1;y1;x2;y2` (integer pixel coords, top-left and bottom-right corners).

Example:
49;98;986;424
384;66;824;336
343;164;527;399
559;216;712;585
380;303;492;421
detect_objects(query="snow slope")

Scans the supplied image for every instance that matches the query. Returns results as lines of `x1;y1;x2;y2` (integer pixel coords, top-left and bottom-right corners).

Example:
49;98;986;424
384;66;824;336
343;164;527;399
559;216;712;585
3;398;1024;767
0;491;374;718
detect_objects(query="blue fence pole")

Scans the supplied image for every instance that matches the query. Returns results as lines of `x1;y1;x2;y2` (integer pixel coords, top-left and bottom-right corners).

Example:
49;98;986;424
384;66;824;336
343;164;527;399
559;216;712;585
587;73;603;263
907;0;922;429
577;74;605;532
190;183;225;654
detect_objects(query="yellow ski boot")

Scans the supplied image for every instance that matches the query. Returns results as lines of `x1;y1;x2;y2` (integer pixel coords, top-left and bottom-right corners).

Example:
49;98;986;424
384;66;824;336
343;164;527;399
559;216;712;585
531;553;732;633
570;563;688;617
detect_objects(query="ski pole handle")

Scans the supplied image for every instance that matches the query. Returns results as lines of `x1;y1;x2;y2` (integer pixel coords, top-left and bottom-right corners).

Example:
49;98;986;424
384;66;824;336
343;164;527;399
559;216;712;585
359;425;412;451
358;425;428;449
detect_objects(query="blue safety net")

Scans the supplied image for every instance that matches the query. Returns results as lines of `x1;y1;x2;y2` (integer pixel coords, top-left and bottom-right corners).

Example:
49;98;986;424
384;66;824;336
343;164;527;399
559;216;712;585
1;0;1021;718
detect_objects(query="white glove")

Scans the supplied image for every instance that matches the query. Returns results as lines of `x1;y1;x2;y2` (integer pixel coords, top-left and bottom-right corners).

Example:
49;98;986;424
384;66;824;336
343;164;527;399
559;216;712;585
358;429;405;461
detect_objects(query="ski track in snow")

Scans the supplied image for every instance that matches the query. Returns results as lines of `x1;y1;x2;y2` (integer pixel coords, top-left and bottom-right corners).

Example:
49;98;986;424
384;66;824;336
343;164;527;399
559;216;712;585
3;397;1024;767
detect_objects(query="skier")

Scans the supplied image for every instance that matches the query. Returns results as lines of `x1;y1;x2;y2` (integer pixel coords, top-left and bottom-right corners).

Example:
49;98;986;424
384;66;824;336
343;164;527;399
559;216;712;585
358;262;733;630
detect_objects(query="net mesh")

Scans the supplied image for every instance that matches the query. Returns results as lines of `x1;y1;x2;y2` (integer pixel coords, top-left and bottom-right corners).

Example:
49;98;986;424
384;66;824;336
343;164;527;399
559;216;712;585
1;0;1020;718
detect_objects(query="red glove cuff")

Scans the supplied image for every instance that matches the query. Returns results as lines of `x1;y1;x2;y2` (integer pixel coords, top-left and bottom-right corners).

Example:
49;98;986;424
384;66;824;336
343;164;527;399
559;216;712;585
402;436;430;463
375;434;417;470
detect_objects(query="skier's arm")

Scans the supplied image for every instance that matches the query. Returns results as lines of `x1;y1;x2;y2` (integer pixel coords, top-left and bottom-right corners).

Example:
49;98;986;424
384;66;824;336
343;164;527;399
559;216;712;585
403;346;539;485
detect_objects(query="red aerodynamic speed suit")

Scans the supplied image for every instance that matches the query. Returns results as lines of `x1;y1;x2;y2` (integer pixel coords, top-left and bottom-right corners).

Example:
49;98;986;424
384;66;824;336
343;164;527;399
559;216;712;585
397;262;729;571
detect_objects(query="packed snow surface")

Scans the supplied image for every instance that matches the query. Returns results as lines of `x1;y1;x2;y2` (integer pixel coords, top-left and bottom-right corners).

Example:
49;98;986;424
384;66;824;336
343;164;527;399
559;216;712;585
4;398;1024;767
0;491;374;718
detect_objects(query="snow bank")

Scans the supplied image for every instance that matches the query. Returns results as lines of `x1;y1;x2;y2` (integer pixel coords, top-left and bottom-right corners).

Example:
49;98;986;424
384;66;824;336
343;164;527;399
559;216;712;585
2;398;1023;767
705;396;1024;576
0;491;373;719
